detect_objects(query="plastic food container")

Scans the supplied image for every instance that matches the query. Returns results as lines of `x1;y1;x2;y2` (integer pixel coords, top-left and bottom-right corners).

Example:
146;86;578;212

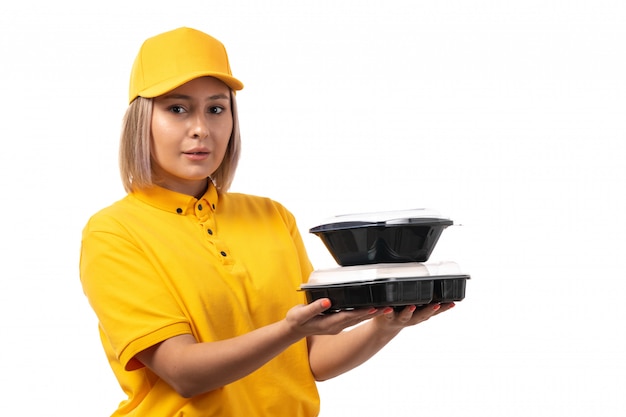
309;209;453;266
300;261;469;312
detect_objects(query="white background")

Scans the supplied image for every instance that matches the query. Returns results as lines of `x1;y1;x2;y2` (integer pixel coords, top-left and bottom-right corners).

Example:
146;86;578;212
1;1;624;415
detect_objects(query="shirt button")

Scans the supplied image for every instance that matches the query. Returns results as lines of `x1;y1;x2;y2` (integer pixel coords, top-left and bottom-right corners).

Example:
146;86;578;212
198;204;203;210
207;229;213;235
212;204;216;209
176;208;183;214
220;251;227;257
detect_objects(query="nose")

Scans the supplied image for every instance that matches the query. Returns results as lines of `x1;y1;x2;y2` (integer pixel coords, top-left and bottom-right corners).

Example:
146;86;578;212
190;112;209;139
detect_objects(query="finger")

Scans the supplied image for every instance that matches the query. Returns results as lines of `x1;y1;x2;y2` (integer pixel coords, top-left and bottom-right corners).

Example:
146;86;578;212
396;305;418;322
409;303;442;322
309;298;332;316
432;302;455;316
412;302;456;322
382;306;395;320
379;305;418;323
325;307;379;329
293;299;333;324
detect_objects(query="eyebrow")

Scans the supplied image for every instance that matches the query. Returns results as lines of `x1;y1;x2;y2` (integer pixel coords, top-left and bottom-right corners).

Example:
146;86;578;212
159;93;230;101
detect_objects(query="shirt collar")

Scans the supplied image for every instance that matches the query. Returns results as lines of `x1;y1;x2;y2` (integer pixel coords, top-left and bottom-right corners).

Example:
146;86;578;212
132;181;220;215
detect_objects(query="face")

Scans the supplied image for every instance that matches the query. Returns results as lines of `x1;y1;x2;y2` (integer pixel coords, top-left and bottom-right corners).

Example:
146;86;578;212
151;76;233;197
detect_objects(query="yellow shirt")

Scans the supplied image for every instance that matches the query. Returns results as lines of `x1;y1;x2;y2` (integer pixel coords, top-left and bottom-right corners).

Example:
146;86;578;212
80;183;319;416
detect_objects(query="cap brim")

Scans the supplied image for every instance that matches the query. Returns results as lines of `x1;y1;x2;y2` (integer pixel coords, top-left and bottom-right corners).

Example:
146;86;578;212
137;71;244;100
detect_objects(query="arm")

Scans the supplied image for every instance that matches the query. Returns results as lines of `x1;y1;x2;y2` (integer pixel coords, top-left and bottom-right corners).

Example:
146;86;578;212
135;298;380;398
307;302;456;381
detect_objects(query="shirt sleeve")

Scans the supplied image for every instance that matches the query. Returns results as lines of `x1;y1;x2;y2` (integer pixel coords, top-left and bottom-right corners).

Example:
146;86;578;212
270;200;314;285
79;212;192;370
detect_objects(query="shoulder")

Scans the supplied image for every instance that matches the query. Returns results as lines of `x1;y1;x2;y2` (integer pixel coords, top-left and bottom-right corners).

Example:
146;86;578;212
82;194;142;234
220;192;296;223
222;191;290;212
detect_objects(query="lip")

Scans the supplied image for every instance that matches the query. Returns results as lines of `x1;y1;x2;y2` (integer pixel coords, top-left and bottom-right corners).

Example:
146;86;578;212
182;148;210;160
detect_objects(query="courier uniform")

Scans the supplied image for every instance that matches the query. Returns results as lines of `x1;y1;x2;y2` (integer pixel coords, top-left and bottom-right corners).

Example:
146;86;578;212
79;183;319;416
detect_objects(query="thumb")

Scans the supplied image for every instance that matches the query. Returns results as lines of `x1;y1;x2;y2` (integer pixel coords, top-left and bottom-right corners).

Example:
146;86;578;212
309;298;332;315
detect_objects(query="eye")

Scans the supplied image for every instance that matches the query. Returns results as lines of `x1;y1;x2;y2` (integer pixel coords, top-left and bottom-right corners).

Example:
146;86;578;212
208;106;224;114
168;105;186;114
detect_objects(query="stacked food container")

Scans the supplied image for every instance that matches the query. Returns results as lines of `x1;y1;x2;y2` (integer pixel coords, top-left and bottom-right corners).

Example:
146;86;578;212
300;209;470;313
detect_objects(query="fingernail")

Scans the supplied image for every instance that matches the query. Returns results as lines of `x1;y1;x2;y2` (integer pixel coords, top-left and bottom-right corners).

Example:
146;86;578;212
383;307;394;314
432;304;441;311
321;299;331;308
448;302;456;308
408;305;417;313
368;307;378;314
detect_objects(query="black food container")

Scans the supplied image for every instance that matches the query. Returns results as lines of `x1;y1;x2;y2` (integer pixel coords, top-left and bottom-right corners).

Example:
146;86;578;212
309;209;453;266
301;262;470;313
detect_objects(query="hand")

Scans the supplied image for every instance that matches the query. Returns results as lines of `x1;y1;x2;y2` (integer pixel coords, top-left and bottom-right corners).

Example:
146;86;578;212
372;302;456;332
285;298;383;338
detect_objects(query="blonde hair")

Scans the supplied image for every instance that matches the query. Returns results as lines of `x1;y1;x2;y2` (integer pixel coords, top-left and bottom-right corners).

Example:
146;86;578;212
119;90;241;193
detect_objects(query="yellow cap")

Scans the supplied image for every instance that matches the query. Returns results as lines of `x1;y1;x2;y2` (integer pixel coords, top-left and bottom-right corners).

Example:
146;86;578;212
128;27;244;103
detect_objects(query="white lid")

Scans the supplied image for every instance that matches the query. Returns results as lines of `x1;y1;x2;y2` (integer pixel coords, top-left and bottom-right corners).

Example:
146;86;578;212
302;261;465;287
311;208;448;228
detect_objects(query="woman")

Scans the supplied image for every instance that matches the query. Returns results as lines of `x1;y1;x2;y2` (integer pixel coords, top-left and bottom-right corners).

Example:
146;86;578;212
79;26;454;417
